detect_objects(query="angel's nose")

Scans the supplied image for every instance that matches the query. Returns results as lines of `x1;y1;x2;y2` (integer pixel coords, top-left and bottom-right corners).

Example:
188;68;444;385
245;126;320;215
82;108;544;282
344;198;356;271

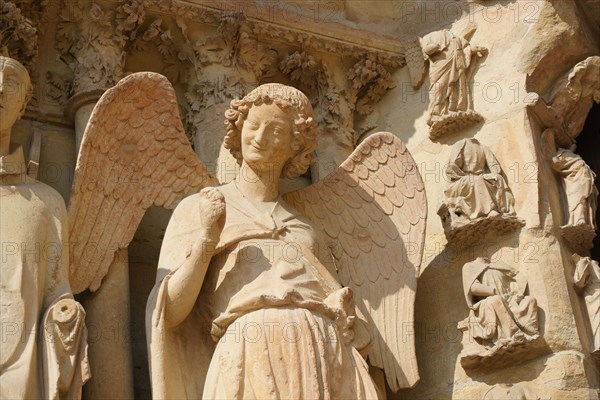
254;126;267;144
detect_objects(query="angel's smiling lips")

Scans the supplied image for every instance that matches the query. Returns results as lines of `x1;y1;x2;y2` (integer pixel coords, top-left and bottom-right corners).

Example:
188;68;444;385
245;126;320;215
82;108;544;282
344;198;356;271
250;142;266;151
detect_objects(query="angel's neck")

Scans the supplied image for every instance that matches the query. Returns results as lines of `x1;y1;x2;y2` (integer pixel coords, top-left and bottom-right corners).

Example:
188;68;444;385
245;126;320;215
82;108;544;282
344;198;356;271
0;131;10;157
237;163;281;202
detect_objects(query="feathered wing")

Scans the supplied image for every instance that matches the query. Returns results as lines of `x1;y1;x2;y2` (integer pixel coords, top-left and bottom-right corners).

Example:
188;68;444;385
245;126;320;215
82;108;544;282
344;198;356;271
68;72;218;294
405;38;427;89
283;132;427;391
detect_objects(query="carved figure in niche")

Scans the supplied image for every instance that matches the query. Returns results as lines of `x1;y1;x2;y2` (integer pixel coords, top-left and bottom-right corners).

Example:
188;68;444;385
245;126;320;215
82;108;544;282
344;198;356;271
542;129;598;254
573;256;600;358
0;55;90;398
552;148;598;228
438;138;522;245
458;257;544;370
142;82;427;398
420;26;487;139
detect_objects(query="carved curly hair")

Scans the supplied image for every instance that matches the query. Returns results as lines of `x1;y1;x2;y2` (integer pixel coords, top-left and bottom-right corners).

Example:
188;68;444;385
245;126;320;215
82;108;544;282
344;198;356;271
223;83;317;179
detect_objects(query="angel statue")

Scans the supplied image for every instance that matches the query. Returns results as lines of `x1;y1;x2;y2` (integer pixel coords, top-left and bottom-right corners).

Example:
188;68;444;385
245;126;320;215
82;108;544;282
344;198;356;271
1;55;89;398
138;81;428;398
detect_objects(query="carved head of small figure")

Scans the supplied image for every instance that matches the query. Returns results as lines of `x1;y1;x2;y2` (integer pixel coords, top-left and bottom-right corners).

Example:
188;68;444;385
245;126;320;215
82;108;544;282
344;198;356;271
224;83;317;179
0;56;32;136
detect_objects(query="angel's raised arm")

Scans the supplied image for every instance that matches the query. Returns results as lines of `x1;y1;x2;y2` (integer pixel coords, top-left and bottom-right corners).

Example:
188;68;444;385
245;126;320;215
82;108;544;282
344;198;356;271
157;188;225;329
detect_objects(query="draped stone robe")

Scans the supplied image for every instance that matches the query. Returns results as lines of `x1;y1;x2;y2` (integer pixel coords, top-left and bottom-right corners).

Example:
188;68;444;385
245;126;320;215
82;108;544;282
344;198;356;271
0;147;89;399
146;182;377;399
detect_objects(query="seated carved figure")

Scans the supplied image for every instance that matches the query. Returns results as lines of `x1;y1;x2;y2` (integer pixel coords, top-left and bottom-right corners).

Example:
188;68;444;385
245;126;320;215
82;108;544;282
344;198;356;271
443;138;515;220
457;257;546;371
0;56;89;399
459;257;539;347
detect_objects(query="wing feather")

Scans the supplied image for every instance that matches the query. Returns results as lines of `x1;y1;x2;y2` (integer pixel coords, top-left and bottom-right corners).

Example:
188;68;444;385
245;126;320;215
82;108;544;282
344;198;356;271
283;132;427;391
68;72;218;293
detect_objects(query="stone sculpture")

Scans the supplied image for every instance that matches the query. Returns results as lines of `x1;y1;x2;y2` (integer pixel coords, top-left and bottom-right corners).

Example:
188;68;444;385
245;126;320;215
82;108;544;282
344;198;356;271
420;27;487;139
438;138;522;245
145;82;428;398
552;148;598;251
457;257;545;370
65;71;218;397
573;256;600;358
542;129;598;254
529;56;600;148
0;55;90;399
552;148;598;228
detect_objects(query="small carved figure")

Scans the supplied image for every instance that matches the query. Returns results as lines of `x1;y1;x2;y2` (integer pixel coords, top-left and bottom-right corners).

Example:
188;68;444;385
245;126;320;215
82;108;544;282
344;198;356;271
0;55;90;398
460;257;539;345
438;138;521;245
573;256;600;358
141;82;428;398
458;257;544;370
444;138;515;219
542;129;597;253
551;147;598;229
420;27;487;139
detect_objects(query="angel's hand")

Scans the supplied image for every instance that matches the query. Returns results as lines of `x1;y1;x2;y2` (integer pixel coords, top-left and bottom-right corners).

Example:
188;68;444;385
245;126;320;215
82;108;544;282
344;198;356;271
197;187;226;245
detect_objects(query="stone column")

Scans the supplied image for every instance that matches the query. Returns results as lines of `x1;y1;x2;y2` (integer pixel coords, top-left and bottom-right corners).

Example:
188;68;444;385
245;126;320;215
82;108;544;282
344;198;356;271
65;89;105;156
66;88;134;398
82;249;133;399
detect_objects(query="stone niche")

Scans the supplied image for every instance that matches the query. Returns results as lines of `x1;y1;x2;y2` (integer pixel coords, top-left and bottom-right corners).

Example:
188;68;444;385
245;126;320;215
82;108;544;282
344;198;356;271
3;0;599;399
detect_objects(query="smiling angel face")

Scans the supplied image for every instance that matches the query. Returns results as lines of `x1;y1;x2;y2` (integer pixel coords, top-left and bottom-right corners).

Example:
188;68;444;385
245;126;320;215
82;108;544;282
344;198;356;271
240;102;297;170
224;83;317;179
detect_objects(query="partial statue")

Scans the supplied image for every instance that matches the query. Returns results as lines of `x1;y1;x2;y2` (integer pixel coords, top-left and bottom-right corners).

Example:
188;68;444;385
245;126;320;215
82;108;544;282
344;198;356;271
419;26;487;139
0;55;90;398
542;129;598;254
573;256;600;358
529;56;599;148
457;257;546;370
438;138;523;246
144;82;428;398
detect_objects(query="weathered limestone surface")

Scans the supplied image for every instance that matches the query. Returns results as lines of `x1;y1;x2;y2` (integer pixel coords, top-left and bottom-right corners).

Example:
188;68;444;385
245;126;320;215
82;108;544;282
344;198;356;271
1;0;599;399
0;55;90;399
